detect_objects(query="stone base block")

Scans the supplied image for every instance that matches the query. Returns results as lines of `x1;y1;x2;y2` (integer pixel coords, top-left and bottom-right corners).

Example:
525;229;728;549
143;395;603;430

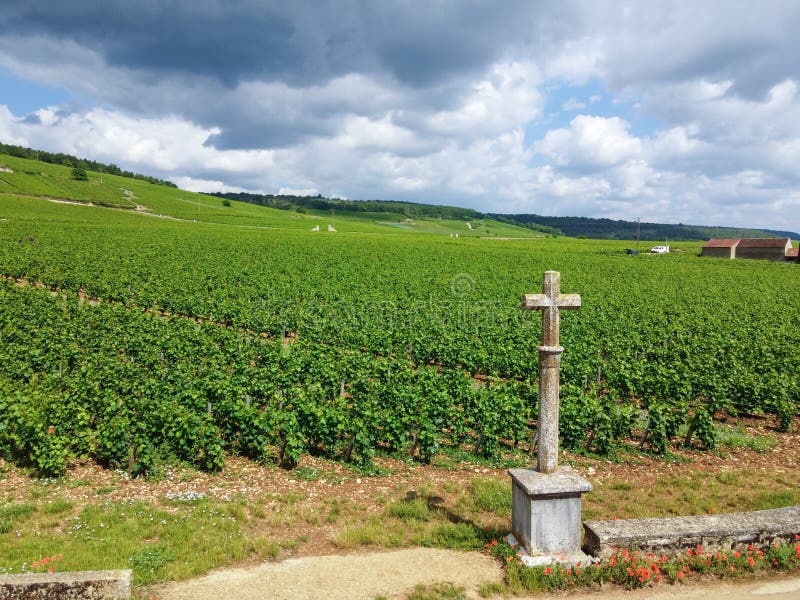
0;569;131;600
509;467;592;555
507;534;598;568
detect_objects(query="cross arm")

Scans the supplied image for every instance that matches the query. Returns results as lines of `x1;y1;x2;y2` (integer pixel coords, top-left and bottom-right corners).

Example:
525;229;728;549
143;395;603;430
521;293;582;310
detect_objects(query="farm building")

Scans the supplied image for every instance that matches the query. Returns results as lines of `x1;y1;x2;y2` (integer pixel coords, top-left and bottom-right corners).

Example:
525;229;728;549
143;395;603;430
787;247;799;262
737;237;792;260
701;237;794;260
701;239;739;259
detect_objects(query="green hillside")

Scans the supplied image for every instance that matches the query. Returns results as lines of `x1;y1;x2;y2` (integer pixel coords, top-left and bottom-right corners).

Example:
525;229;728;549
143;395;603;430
0;153;542;238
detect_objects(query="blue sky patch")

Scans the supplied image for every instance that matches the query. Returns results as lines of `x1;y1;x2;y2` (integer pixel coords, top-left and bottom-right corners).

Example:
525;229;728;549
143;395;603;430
0;71;69;116
524;78;664;149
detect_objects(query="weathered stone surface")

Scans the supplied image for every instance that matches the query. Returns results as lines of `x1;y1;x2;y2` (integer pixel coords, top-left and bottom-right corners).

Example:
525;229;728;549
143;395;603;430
583;505;800;558
535;345;563;474
513;271;588;558
520;270;580;475
510;467;592;555
510;467;593;497
0;570;131;600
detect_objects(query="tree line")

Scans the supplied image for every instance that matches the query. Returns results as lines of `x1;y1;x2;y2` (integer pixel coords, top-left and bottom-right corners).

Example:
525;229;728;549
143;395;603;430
210;191;483;221
489;214;798;242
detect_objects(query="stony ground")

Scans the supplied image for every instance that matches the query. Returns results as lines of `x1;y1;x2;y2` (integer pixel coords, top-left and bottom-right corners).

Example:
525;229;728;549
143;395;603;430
144;548;502;600
2;414;798;598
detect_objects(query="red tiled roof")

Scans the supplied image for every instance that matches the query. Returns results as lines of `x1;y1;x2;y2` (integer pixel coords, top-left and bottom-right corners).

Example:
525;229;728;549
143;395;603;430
738;237;790;248
786;248;799;257
703;239;740;248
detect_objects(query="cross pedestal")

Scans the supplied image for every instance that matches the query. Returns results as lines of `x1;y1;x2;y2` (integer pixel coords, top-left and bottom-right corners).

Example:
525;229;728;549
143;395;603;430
510;271;592;560
509;467;592;557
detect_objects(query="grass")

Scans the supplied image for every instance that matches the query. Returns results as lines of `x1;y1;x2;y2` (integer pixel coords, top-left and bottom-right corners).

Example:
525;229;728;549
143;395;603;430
469;479;511;514
585;467;799;520
0;503;36;534
385;497;432;521
0;455;797;591
716;424;779;452
332;482;508;552
40;499;74;515
406;582;466;600
0;496;269;585
333;517;406;548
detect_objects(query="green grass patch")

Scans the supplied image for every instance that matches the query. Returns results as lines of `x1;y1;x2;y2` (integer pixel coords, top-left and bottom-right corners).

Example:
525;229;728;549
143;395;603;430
289;466;320;481
469;478;511;515
40;500;74;515
0;504;36;534
751;489;799;510
716;424;779;452
332;517;405;548
586;465;800;521
406;582;466;600
0;498;262;585
608;481;633;491
413;523;485;551
385;497;432;522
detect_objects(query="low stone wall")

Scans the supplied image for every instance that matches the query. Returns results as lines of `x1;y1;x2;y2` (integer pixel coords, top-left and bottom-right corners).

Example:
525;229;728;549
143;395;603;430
0;569;131;600
583;505;800;558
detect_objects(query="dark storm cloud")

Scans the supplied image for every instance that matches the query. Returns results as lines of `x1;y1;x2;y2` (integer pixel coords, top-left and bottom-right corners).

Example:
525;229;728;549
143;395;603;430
0;1;555;89
1;2;301;87
596;2;800;100
0;0;588;149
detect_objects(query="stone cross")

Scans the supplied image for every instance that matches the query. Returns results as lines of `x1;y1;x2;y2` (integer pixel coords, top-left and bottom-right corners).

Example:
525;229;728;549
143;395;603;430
522;271;580;474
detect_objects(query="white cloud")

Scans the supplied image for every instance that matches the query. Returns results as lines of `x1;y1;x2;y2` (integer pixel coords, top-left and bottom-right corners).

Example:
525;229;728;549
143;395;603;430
422;61;543;139
534;115;643;168
278;187;320;197
173;176;249;194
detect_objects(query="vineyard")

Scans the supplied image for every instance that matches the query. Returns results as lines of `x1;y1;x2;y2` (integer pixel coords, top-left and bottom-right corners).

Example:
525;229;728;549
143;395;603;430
0;157;798;478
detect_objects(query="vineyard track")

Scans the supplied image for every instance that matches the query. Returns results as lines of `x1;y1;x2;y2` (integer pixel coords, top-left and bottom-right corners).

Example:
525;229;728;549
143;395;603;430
2;192;136;209
144;548;503;600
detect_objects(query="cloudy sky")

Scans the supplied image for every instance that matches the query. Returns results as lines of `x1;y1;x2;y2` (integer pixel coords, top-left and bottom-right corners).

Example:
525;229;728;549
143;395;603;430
1;1;800;232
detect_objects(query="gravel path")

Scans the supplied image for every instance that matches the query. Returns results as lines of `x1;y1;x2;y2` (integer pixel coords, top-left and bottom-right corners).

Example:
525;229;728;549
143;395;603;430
144;549;800;600
144;548;503;600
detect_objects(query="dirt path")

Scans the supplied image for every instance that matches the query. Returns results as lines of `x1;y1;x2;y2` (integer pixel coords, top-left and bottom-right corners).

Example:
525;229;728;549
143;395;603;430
144;549;800;600
144;548;503;600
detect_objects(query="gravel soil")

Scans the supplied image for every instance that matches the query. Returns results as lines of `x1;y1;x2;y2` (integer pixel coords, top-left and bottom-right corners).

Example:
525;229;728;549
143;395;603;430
144;548;503;600
143;554;800;600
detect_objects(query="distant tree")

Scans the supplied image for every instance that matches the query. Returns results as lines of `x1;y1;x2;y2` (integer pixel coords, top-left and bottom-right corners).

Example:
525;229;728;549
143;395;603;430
222;199;232;207
71;166;88;181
